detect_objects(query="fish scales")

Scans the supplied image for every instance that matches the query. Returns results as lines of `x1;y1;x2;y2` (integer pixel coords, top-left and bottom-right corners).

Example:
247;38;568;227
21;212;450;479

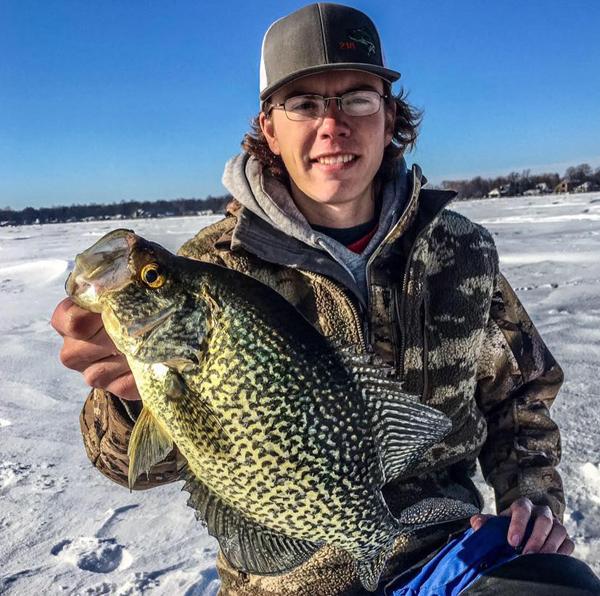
66;229;467;591
147;286;384;538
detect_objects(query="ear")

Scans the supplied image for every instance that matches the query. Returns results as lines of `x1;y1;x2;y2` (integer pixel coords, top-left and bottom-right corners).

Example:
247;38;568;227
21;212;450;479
384;100;396;147
259;112;281;156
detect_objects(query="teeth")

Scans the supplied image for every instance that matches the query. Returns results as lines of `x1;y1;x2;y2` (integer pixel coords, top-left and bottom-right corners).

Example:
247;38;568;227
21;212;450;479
316;154;355;165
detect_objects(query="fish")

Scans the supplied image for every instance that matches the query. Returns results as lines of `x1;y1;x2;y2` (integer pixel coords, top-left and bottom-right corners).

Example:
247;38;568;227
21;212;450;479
66;228;471;591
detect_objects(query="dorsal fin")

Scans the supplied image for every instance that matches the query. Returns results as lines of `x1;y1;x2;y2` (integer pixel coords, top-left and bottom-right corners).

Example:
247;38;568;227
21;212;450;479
181;468;322;575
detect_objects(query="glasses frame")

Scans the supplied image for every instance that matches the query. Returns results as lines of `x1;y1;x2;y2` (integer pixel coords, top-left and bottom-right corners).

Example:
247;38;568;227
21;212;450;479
266;90;389;121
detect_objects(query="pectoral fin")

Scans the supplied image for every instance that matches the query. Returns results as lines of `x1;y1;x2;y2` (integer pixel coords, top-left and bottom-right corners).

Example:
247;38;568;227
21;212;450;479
127;407;174;490
161;367;232;454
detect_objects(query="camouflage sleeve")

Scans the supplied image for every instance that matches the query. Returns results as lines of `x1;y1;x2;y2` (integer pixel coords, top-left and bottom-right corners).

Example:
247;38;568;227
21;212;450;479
475;273;565;520
80;388;185;490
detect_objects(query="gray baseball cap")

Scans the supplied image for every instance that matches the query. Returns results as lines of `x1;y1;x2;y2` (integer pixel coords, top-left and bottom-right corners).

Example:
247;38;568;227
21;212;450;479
259;3;400;101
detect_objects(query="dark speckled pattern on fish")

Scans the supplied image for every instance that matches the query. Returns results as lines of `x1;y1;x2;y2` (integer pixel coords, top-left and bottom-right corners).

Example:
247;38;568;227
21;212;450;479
67;229;460;591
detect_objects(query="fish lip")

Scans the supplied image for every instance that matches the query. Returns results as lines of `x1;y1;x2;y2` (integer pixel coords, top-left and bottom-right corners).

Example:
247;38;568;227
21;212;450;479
67;229;136;306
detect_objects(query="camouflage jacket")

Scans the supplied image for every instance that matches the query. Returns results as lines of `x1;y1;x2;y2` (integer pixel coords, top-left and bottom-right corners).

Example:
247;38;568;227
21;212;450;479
80;166;564;595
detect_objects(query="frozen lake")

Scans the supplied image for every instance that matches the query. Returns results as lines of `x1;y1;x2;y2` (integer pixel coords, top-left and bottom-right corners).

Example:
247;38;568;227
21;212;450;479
1;192;599;594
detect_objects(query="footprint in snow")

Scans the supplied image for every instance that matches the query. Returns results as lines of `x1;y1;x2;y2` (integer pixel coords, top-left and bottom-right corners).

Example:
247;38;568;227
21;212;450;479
85;565;184;594
0;461;32;490
51;505;141;575
83;581;117;595
51;536;132;573
0;460;67;494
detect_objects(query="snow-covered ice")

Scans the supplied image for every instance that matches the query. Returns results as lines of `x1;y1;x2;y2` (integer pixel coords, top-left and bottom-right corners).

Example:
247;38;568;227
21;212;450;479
1;193;599;594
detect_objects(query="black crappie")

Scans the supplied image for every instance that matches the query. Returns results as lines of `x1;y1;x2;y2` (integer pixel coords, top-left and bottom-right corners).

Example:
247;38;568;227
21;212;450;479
66;228;462;591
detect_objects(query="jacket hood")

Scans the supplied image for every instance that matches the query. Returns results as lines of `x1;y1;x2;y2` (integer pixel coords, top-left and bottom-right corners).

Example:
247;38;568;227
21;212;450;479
220;152;451;304
222;152;410;253
222;153;324;250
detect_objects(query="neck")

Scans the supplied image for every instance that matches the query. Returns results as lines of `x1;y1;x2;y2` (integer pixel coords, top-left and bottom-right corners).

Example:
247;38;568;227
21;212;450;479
289;181;375;228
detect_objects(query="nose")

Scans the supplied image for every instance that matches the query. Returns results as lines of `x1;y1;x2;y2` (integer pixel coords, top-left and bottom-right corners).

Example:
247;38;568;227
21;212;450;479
317;99;351;139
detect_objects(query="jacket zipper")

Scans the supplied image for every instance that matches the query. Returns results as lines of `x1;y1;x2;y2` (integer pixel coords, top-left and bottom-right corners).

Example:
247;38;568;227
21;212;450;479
365;166;422;353
394;222;430;379
422;285;430;401
365;166;423;376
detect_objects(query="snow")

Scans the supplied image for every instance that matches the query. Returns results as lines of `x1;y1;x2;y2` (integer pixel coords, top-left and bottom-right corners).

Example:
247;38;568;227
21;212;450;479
1;193;599;593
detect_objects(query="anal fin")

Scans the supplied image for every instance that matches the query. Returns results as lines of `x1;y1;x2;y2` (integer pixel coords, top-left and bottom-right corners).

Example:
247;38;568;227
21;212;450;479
128;407;174;490
398;497;479;527
357;546;392;592
181;468;322;575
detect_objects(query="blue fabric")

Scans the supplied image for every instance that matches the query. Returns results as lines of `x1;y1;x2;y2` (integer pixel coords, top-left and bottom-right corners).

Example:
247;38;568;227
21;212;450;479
382;517;525;595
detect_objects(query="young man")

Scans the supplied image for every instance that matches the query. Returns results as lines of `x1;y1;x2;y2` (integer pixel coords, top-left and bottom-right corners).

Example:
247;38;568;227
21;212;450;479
52;4;600;594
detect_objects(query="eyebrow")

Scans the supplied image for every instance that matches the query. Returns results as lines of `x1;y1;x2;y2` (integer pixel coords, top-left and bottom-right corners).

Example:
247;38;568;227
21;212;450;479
282;84;381;100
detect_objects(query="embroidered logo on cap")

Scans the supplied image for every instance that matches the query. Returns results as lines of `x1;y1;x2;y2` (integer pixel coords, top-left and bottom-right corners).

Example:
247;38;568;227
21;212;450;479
348;27;376;56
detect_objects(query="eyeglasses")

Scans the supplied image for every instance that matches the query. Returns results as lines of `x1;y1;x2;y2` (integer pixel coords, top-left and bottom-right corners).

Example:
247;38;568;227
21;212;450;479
267;90;388;121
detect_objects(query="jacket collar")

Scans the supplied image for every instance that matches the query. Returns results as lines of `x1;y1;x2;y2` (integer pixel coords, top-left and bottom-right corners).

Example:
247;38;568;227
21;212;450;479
218;156;457;302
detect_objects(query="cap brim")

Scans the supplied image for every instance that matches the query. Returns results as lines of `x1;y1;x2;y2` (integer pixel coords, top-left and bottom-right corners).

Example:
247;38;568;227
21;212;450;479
259;63;401;101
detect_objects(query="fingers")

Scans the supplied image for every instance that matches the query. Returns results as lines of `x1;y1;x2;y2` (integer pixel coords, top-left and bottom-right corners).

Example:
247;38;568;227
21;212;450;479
82;355;132;389
506;497;533;547
52;298;140;400
557;537;576;556
51;298;103;340
482;498;575;556
105;373;141;401
60;328;119;371
521;505;554;553
83;357;141;401
538;522;569;554
470;514;493;532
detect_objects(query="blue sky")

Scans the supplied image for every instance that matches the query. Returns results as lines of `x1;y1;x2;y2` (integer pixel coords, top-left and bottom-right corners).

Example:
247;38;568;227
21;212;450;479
2;0;599;209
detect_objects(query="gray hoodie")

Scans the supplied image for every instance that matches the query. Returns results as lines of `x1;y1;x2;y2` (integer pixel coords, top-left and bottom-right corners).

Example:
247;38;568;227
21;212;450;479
222;153;410;305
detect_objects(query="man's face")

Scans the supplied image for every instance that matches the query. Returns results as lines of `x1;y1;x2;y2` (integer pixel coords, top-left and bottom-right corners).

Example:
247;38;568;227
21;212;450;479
260;70;394;224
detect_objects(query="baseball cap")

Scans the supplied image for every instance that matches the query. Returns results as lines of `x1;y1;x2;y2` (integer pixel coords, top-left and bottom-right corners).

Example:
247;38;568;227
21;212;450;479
259;3;400;101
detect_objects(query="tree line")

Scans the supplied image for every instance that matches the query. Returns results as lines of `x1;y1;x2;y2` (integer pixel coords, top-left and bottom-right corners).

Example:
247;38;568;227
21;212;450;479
0;195;232;226
441;163;600;199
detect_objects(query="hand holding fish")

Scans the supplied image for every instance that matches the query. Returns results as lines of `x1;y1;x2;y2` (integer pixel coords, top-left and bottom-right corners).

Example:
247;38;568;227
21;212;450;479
51;297;141;401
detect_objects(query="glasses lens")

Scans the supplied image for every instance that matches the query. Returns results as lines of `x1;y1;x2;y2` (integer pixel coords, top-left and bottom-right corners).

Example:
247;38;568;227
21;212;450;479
284;95;325;121
341;91;382;116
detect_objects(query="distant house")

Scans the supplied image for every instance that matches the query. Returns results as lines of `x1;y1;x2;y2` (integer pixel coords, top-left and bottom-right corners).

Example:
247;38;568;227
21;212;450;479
487;186;510;198
574;181;598;193
523;188;541;196
536;182;550;193
554;180;575;193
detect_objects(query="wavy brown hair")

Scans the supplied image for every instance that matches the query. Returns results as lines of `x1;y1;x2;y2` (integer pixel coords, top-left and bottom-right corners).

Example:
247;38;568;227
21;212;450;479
241;83;422;184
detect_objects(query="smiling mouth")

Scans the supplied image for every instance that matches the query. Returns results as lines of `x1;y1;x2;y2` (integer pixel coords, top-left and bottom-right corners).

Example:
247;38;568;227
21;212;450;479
312;154;358;166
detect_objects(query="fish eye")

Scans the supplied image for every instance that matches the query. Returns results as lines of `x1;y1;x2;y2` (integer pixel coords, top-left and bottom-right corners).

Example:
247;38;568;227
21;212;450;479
140;263;165;288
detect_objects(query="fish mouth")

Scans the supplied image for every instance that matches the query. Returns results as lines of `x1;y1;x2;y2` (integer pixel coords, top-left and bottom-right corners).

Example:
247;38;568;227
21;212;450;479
66;229;136;312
